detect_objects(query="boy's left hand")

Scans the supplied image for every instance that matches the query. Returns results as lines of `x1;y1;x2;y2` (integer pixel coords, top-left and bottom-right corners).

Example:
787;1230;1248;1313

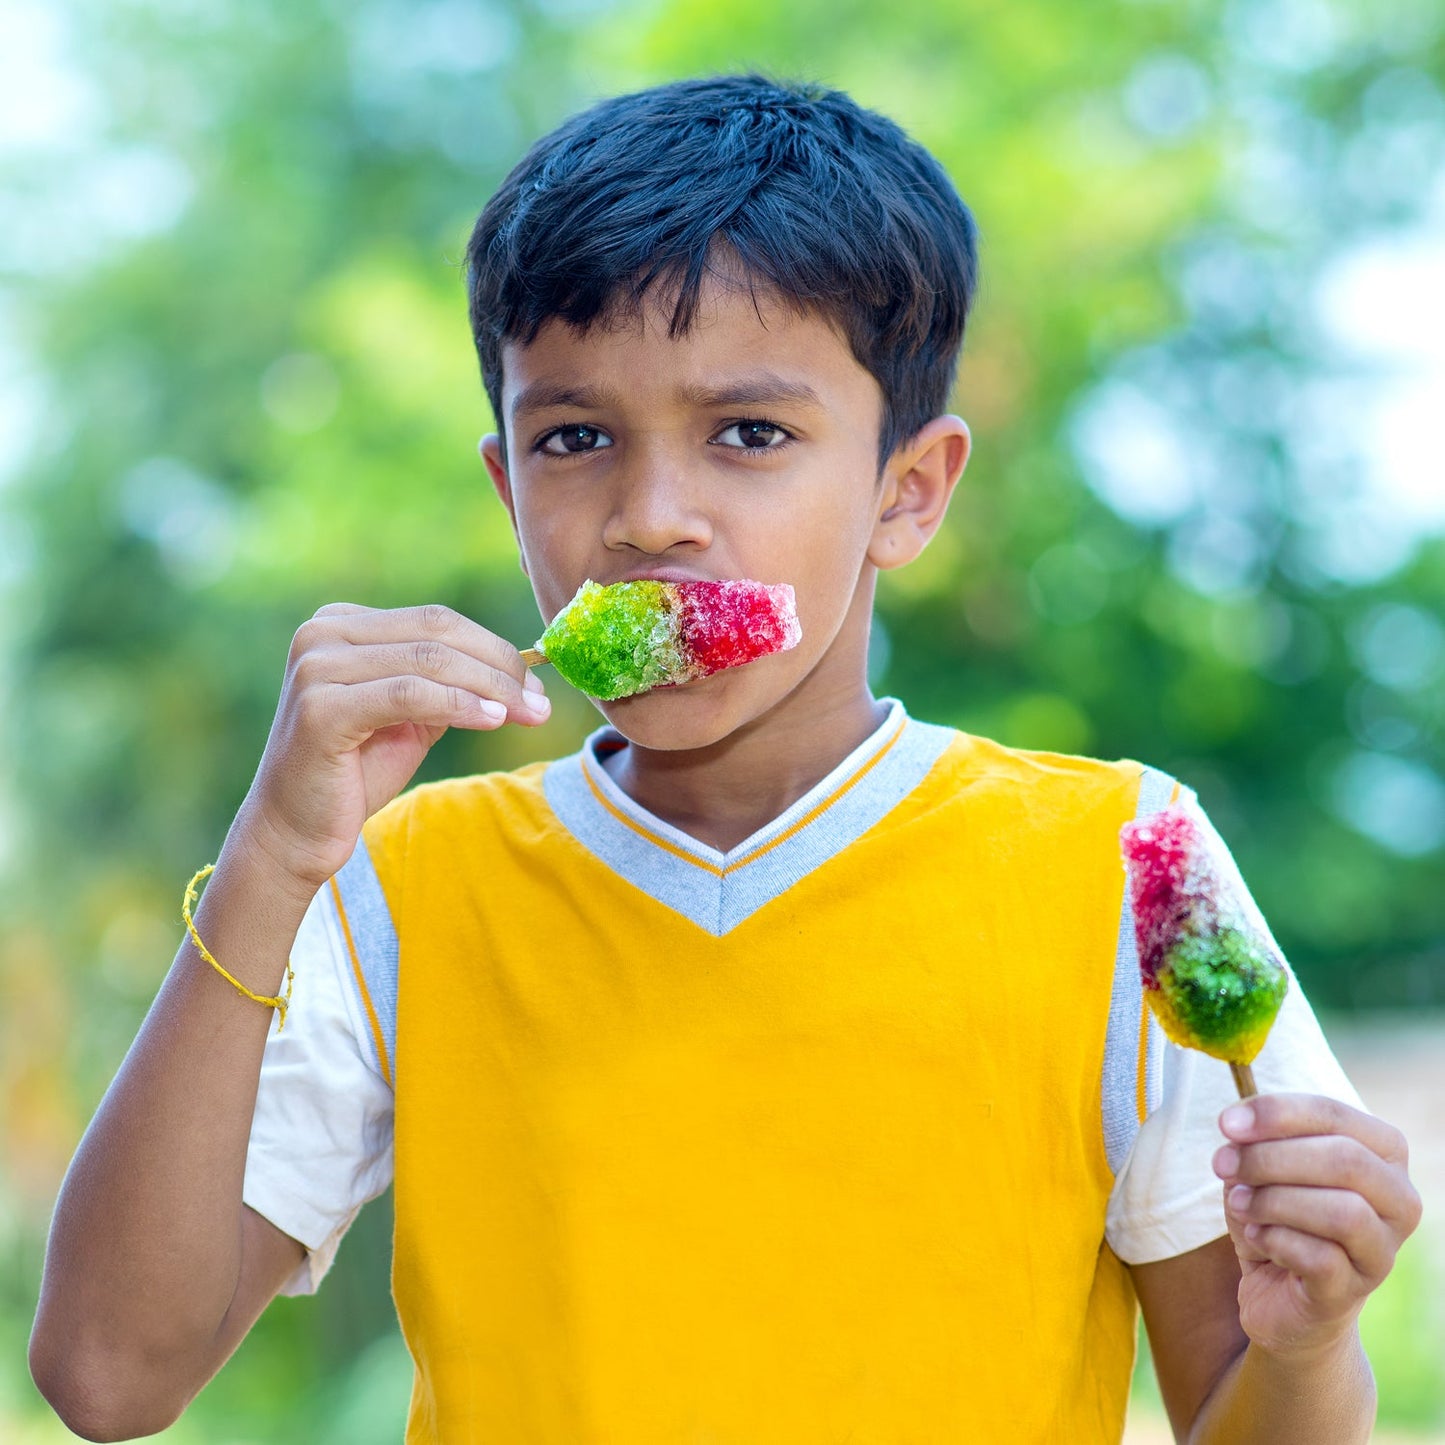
1213;1093;1422;1356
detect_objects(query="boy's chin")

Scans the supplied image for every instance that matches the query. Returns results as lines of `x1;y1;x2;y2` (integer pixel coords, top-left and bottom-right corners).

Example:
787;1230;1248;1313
591;671;774;751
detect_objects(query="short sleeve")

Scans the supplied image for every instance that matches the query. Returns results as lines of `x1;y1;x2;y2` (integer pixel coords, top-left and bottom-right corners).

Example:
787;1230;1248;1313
1104;803;1363;1266
242;880;395;1296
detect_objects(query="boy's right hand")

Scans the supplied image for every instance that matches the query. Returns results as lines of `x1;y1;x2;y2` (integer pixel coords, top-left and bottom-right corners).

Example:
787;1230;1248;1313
236;602;549;896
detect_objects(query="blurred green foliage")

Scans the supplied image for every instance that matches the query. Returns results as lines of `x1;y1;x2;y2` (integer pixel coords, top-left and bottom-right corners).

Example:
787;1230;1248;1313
2;0;1444;1435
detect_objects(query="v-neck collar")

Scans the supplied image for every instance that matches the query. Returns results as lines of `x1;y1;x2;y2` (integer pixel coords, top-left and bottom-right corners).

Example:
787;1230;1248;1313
542;699;956;936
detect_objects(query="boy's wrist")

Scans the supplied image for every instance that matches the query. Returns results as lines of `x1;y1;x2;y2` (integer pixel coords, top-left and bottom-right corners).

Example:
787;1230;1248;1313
216;802;338;919
1190;1324;1374;1445
1243;1317;1370;1382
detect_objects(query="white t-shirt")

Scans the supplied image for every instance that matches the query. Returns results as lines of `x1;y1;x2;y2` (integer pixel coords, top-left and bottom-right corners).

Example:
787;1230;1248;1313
242;727;1362;1298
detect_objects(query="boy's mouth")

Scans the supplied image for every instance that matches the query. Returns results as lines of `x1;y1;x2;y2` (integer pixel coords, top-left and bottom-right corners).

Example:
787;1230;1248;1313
610;565;721;587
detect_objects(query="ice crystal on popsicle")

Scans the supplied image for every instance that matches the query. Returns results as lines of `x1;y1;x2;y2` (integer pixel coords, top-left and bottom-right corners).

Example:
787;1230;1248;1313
1120;803;1288;1085
528;579;801;700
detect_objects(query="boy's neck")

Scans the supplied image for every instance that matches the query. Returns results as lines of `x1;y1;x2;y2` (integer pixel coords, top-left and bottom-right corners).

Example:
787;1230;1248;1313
599;684;891;854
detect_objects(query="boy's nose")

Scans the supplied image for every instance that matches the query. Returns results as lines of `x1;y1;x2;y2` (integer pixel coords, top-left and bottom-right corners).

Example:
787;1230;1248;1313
601;451;713;556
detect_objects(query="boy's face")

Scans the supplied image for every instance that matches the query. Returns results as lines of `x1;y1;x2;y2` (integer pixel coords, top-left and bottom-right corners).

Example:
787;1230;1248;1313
481;274;966;751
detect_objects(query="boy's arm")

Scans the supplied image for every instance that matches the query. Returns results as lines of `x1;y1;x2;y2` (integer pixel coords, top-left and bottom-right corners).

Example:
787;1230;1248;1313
28;844;319;1440
1133;1093;1421;1444
29;604;548;1440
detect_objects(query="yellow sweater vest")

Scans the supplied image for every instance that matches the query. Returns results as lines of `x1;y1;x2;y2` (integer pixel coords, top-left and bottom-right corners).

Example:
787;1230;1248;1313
348;727;1152;1442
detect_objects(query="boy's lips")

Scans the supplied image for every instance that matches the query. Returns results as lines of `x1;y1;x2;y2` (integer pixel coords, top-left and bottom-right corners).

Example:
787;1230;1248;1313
609;566;719;586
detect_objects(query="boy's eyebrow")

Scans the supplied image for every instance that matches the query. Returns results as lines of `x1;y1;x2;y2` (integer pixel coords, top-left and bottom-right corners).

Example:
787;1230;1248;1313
511;381;621;419
679;374;824;411
510;372;824;420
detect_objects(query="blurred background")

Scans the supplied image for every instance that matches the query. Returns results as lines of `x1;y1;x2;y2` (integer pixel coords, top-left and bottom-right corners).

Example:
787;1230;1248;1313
1;0;1442;1438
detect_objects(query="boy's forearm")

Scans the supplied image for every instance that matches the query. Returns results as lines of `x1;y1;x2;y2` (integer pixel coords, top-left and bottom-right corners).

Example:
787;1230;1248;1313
1189;1330;1376;1445
29;822;316;1434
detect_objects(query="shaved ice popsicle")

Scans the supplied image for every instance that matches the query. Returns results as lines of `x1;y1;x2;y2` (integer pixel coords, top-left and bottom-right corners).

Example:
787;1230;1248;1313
520;579;801;700
1120;803;1288;1097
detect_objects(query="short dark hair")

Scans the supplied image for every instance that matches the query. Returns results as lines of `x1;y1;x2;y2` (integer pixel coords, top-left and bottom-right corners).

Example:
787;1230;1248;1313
464;74;979;467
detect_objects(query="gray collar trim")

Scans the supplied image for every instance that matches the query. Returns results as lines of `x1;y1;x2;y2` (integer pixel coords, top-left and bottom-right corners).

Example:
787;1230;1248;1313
542;699;956;936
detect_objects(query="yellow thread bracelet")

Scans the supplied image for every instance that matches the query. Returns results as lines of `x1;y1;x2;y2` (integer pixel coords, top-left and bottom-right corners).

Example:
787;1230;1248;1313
183;864;295;1031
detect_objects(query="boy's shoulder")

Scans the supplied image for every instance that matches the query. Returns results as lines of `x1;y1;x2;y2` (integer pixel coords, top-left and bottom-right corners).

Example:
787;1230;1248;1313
924;724;1156;818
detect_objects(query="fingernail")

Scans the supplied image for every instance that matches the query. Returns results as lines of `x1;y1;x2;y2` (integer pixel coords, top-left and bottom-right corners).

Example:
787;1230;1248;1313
1221;1104;1254;1138
1214;1146;1240;1179
1228;1184;1254;1213
523;692;551;719
478;698;507;723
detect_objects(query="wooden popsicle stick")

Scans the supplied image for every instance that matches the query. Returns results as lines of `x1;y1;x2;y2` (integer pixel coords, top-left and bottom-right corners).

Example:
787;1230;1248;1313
519;647;545;668
1229;1062;1258;1098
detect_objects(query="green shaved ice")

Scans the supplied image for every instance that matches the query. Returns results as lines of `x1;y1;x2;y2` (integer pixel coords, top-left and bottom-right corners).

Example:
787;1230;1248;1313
537;580;686;700
1153;925;1289;1064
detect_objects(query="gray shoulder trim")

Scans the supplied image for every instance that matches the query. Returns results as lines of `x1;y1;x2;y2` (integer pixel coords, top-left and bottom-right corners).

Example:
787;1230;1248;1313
1101;765;1176;1175
328;837;399;1086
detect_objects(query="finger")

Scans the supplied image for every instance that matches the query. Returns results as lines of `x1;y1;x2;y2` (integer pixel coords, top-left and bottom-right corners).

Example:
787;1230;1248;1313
295;641;549;725
313;604;532;676
312;601;373;618
1223;1198;1271;1264
1219;1094;1409;1168
289;604;373;665
1225;1182;1395;1284
1234;1222;1358;1308
290;605;548;717
317;675;515;738
1215;1134;1410;1220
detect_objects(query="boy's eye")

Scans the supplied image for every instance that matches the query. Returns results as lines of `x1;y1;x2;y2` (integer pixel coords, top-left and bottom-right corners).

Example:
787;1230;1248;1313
538;424;613;455
712;420;790;450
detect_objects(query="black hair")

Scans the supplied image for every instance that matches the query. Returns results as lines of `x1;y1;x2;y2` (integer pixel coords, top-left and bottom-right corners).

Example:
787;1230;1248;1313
464;74;979;467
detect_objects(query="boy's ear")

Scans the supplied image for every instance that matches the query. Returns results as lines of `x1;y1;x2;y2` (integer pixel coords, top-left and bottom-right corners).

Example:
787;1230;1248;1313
479;433;529;577
867;415;971;571
479;432;512;514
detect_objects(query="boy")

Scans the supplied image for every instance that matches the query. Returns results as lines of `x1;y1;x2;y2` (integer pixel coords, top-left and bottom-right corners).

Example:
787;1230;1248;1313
31;75;1419;1442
